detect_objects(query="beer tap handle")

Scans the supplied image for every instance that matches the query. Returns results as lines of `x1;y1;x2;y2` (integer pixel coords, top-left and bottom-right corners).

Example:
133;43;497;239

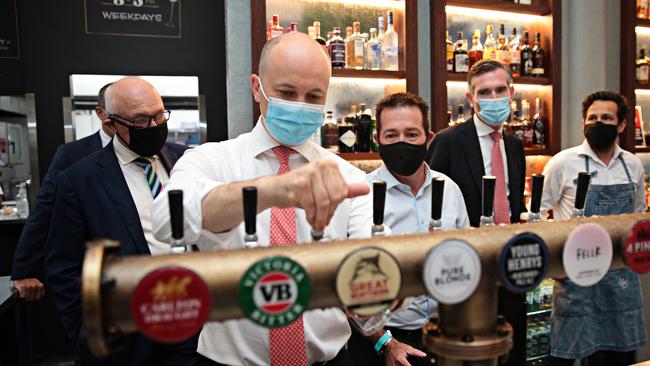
574;172;591;211
242;186;258;247
530;174;544;214
431;178;445;221
168;190;186;252
372;181;387;236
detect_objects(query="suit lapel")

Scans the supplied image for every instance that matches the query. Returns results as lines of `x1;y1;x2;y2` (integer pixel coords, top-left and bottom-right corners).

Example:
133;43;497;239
461;118;486;194
158;144;174;174
85;131;103;155
96;143;150;255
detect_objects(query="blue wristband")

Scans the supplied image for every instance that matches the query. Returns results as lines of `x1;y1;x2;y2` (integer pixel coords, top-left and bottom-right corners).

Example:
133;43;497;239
374;330;393;354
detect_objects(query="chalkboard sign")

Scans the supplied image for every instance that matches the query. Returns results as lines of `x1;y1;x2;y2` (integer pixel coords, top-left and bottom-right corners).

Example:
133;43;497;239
84;0;181;38
0;0;20;59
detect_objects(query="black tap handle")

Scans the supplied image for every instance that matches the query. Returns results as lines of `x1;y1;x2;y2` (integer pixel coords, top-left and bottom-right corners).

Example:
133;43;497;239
168;190;184;240
482;176;496;217
373;181;386;225
575;172;591;210
431;178;445;221
530;174;544;214
243;186;257;235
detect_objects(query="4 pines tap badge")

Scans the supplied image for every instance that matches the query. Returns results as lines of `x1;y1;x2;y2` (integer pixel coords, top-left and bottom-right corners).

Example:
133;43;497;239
240;256;312;328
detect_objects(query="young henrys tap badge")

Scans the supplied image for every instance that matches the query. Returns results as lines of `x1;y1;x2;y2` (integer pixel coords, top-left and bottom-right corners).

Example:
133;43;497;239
498;233;549;293
240;256;311;328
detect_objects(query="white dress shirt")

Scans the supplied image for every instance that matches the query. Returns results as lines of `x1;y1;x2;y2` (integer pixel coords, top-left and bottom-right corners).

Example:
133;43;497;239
112;136;171;256
541;140;646;221
151;120;374;365
367;165;469;330
98;128;112;147
474;115;510;196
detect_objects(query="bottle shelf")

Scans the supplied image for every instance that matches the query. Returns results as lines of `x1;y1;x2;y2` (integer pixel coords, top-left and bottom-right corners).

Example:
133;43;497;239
526;354;548;362
634;146;650;153
336;152;380;160
524;147;550;156
445;0;551;16
527;308;552;316
447;72;551;86
637;18;650;28
635;83;650;90
332;69;405;80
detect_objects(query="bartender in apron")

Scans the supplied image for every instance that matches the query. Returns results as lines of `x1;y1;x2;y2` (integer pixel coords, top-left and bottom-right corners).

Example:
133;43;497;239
540;91;646;366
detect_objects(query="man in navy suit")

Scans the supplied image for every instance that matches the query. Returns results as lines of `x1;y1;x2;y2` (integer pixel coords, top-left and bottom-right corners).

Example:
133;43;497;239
11;83;114;301
427;60;526;227
45;77;197;365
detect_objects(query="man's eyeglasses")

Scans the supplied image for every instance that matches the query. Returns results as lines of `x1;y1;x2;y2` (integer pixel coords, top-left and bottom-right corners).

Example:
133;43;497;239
108;110;171;129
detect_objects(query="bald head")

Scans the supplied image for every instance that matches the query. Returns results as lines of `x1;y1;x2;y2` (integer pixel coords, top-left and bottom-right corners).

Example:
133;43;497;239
104;77;163;117
259;32;331;79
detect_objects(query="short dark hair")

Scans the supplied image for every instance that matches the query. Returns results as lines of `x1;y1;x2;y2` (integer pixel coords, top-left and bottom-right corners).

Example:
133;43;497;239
581;90;630;124
467;59;513;93
97;82;113;109
375;92;430;134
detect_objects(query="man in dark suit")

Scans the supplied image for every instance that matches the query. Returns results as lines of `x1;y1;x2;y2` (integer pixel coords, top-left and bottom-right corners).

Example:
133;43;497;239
428;60;526;227
11;83;114;301
45;77;197;365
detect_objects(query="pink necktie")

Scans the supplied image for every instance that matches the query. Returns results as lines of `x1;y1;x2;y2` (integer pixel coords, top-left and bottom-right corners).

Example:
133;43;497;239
269;146;308;366
490;131;511;224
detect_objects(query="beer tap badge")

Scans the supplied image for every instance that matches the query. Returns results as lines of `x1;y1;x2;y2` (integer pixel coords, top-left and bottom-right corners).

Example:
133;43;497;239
130;266;212;343
563;223;613;286
336;247;402;317
623;220;650;274
422;239;481;304
498;232;550;293
239;256;311;328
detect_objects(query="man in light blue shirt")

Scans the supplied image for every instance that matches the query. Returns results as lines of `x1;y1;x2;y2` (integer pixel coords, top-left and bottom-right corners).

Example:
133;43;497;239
348;93;469;366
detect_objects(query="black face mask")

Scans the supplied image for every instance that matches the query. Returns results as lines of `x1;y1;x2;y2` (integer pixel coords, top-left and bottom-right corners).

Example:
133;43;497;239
584;122;619;152
378;141;428;177
121;123;168;157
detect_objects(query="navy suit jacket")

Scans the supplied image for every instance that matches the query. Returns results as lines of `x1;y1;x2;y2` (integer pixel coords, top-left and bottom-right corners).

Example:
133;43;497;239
427;117;526;227
45;140;187;349
12;132;102;280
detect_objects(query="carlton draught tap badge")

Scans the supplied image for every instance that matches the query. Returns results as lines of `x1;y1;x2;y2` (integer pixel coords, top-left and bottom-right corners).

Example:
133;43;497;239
336;247;401;316
624;220;650;274
130;267;211;343
240;256;312;328
422;239;481;304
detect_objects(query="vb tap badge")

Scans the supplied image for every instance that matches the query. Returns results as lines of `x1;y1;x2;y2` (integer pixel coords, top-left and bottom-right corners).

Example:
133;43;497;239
623;220;650;274
498;232;550;293
422;239;481;304
239;256;311;328
336;247;401;316
130;266;212;343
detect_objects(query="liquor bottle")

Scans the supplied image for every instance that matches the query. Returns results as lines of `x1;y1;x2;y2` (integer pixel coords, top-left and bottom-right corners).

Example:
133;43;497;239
266;19;273;41
521;99;534;148
496;24;512;66
638;49;649;84
313;21;327;51
289;21;298;33
446;31;454;72
638;0;649;19
269;14;283;39
521;31;533;76
510;100;523;139
468;29;483;69
321;111;339;152
531;32;545;77
377;16;385;65
456;104;466;124
483;24;497;60
308;26;316;39
326;31;333;46
371;113;379;152
349;22;364;70
338;116;356;153
510;27;521;77
636;106;646;146
365;28;382;70
383;11;399;70
453;31;469;73
533;98;546;148
345;26;353;68
329;27;346;69
447;105;454;127
357;103;372;152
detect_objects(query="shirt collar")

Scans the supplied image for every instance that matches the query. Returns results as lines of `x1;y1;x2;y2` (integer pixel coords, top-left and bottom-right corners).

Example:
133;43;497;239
376;164;433;193
473;114;503;137
113;134;158;166
577;139;624;166
249;116;319;162
99;128;112;147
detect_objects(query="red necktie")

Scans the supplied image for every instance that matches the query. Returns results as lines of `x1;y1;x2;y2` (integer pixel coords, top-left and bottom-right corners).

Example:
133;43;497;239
490;131;511;224
269;146;308;366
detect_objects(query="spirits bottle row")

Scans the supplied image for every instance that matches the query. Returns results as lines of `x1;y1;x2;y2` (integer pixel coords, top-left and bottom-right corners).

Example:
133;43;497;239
637;49;650;84
639;0;650;19
526;314;552;362
447;24;545;77
526;278;553;313
318;104;379;154
266;13;399;71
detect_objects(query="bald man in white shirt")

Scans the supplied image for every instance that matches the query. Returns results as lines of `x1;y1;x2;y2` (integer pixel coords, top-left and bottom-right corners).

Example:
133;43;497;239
153;33;372;366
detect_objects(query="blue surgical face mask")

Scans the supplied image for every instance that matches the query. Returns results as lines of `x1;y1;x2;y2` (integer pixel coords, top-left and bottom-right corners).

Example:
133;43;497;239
258;77;325;146
476;96;511;126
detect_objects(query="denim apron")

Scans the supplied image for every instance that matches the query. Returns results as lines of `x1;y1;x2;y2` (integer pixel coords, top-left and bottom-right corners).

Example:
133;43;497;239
550;155;646;359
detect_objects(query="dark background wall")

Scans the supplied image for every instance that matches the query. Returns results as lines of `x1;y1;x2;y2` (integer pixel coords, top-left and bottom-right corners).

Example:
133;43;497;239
1;0;227;179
